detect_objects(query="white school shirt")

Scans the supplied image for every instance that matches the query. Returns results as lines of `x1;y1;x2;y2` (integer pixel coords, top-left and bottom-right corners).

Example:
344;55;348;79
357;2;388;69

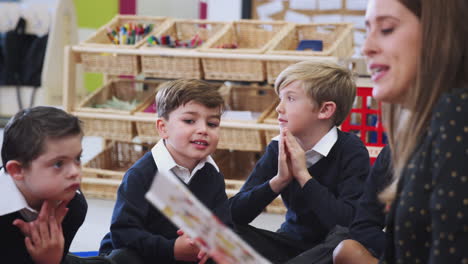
0;168;38;221
151;139;219;184
272;126;338;167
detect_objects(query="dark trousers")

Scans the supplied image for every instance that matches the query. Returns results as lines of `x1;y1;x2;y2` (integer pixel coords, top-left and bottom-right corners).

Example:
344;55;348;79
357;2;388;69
235;224;349;264
234;224;314;264
102;248;216;264
285;226;349;264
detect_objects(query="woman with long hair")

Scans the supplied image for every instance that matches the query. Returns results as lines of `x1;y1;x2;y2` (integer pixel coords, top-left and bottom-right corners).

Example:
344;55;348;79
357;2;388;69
362;0;468;263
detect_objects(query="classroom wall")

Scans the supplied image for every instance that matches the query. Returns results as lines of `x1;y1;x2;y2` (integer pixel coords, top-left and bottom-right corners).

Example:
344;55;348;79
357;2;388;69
137;0;199;19
74;0;119;92
206;0;243;21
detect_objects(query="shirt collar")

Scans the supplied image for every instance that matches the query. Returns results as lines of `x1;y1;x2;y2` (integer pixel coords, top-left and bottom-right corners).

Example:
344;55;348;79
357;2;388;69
272;126;338;166
151;139;219;184
0;168;38;218
311;126;338;157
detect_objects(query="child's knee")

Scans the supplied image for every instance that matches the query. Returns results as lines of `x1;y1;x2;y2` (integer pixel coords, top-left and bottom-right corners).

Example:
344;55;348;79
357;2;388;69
333;239;361;264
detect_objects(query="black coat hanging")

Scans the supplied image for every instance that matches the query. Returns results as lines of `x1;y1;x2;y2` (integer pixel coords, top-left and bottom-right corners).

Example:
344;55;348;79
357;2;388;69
0;17;48;109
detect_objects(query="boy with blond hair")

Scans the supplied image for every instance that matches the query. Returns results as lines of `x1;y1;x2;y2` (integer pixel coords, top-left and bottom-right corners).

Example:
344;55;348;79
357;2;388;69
99;79;231;264
230;61;370;263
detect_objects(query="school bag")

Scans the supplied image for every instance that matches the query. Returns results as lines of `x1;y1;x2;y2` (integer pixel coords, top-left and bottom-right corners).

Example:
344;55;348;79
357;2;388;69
0;17;48;108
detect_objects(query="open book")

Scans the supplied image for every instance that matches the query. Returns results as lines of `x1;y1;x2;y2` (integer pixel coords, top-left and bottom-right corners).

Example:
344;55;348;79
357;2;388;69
145;170;270;264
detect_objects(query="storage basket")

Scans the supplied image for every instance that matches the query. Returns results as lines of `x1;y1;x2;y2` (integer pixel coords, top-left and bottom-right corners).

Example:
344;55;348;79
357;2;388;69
212;149;261;181
77;79;162;141
134;98;160;143
200;20;292;81
81;141;151;199
218;83;277;151
214;149;286;214
266;23;354;84
258;98;280;144
140;19;230;79
80;15;169;75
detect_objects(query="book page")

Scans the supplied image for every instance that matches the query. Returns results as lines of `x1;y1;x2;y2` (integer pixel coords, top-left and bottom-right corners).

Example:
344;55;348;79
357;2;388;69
145;171;270;264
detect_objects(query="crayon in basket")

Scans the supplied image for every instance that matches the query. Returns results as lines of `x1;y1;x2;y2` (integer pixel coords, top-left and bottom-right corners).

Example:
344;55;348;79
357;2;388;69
147;33;204;48
107;22;154;45
106;27;119;44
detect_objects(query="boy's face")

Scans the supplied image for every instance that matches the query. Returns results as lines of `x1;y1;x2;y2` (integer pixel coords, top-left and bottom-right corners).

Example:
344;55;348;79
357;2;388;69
19;135;83;208
276;81;320;138
157;101;221;170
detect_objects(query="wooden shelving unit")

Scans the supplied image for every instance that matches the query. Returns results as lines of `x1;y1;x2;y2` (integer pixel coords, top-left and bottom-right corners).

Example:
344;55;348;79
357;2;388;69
64;44;342;214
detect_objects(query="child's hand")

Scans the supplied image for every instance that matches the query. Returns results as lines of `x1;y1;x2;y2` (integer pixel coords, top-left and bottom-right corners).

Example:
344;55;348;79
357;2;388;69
174;229;200;262
283;128;311;187
13;200;69;238
19;201;65;264
270;129;294;193
197;250;209;264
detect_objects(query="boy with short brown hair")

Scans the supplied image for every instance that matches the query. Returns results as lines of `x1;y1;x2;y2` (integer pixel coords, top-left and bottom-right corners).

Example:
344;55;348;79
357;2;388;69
99;79;231;263
0;106;87;264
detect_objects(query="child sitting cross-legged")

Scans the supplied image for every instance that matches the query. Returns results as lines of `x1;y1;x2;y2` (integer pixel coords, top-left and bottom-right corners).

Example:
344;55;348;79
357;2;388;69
229;61;370;263
99;79;232;264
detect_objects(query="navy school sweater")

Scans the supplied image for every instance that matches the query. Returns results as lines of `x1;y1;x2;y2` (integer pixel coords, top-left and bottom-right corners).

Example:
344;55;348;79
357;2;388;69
99;152;232;264
0;192;88;264
229;130;370;245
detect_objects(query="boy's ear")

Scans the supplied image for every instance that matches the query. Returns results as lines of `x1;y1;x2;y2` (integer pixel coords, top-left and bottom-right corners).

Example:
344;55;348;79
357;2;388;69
156;117;169;139
317;101;336;120
5;160;25;181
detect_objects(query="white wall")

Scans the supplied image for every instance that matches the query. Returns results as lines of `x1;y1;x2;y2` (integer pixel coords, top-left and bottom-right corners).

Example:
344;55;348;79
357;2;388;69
137;0;199;18
136;0;243;20
207;0;242;21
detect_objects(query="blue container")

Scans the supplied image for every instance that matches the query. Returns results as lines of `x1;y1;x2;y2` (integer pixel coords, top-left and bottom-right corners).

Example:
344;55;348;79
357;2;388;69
296;40;323;51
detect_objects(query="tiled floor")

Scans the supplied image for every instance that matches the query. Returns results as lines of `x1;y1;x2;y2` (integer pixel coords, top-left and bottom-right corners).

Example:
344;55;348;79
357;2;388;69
0;130;284;252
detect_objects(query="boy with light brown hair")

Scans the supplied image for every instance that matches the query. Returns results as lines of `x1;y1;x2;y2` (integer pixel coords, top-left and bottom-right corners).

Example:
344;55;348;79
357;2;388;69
230;61;370;263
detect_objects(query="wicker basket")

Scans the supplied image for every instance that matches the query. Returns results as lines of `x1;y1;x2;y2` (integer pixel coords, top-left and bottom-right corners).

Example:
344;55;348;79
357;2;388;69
266;23;354;84
258;99;280;144
77;79;161;141
81;141;151;199
212;149;260;180
134;99;160;143
200;20;292;81
218;83;277;151
80;15;169;75
140;19;230;79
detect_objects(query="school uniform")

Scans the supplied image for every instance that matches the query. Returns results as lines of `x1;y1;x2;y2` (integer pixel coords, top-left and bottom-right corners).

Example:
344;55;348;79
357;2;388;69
0;168;88;264
99;139;231;264
229;127;370;263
